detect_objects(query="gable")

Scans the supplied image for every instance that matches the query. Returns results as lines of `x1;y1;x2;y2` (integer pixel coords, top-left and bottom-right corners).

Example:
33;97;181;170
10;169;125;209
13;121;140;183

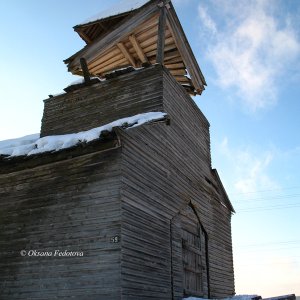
74;0;151;43
212;169;235;213
65;0;206;95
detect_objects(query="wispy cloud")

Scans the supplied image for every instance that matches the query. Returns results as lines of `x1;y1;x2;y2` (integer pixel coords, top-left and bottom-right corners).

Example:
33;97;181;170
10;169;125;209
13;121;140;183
198;0;300;112
172;0;191;6
198;6;217;35
218;137;279;194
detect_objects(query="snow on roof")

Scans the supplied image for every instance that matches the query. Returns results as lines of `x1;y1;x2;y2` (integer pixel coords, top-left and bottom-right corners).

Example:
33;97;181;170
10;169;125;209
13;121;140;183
79;0;150;25
0;134;40;157
0;112;166;158
67;76;102;87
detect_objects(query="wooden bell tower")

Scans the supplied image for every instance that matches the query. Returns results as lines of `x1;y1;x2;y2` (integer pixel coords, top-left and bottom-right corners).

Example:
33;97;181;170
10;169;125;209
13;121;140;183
0;1;235;299
64;0;206;96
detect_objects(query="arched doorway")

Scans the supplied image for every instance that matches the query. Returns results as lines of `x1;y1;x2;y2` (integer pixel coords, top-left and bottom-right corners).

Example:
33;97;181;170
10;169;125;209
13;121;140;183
171;203;209;299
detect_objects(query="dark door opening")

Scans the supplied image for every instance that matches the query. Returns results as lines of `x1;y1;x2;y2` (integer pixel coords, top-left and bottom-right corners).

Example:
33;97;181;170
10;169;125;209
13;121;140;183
171;204;208;299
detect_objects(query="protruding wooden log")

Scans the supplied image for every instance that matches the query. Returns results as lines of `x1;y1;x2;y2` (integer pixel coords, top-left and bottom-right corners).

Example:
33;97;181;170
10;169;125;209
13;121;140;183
80;57;91;83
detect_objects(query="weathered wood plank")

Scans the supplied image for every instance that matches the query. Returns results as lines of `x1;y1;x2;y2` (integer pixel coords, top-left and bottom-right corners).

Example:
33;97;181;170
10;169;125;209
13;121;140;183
0;147;122;299
119;65;234;298
156;6;167;64
67;0;160;70
40;66;164;136
1;65;234;299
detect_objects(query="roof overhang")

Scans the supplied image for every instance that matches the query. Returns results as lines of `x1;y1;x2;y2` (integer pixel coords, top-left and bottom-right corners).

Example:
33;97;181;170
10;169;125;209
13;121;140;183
64;0;206;95
212;169;235;213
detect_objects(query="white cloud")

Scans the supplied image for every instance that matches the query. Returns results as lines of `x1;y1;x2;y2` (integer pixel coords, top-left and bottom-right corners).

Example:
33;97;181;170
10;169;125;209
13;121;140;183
198;0;300;111
198;6;217;35
234;150;276;194
172;0;191;6
218;137;279;194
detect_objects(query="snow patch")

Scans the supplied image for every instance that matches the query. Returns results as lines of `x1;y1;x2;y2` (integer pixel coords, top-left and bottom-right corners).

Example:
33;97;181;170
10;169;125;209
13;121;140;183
51;91;66;97
79;0;150;25
0;134;40;157
0;112;166;157
67;76;102;87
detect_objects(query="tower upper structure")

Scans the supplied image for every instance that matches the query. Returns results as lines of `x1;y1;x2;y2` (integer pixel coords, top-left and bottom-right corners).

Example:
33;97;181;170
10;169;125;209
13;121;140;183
64;0;207;95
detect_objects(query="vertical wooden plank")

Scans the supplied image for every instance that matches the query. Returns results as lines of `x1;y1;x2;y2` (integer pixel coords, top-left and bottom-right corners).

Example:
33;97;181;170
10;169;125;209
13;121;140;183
80;57;91;83
171;215;184;300
156;6;167;64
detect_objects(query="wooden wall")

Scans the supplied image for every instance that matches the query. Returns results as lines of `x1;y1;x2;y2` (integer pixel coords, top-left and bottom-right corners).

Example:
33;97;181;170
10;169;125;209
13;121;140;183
163;66;235;298
118;65;234;299
209;197;235;298
0;147;122;299
1;65;234;299
40;67;164;137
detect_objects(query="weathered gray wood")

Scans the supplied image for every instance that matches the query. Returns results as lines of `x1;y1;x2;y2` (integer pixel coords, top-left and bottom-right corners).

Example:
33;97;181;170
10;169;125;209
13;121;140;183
0;65;234;299
0;148;122;299
156;6;167;64
40;66;164;137
118;65;234;298
65;0;205;95
67;0;160;71
80;57;91;83
166;3;206;93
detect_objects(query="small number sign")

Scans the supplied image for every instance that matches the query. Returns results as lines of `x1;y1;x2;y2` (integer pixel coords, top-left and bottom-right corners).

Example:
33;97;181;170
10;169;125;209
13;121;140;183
110;236;120;243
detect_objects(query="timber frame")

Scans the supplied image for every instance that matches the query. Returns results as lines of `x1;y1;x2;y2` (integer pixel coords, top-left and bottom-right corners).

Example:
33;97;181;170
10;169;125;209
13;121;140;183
64;0;207;95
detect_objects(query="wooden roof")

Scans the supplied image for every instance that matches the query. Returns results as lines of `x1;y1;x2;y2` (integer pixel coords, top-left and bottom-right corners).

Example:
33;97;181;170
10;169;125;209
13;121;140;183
212;169;235;213
64;0;207;95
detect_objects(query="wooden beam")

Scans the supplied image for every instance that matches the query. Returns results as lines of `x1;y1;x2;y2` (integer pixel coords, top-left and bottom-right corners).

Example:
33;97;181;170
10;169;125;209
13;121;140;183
67;1;158;71
169;69;186;76
163;49;180;61
90;23;107;40
174;75;192;84
77;30;92;44
149;50;180;64
166;6;206;93
145;43;176;59
163;56;182;64
129;34;149;63
80;57;91;83
94;59;128;75
134;14;158;36
90;53;125;73
89;48;121;69
91;57;128;75
165;62;185;69
117;42;137;67
156;6;167;64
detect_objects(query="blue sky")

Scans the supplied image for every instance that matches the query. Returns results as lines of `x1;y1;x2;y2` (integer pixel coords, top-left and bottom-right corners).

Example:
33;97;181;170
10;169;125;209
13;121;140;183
0;0;299;297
